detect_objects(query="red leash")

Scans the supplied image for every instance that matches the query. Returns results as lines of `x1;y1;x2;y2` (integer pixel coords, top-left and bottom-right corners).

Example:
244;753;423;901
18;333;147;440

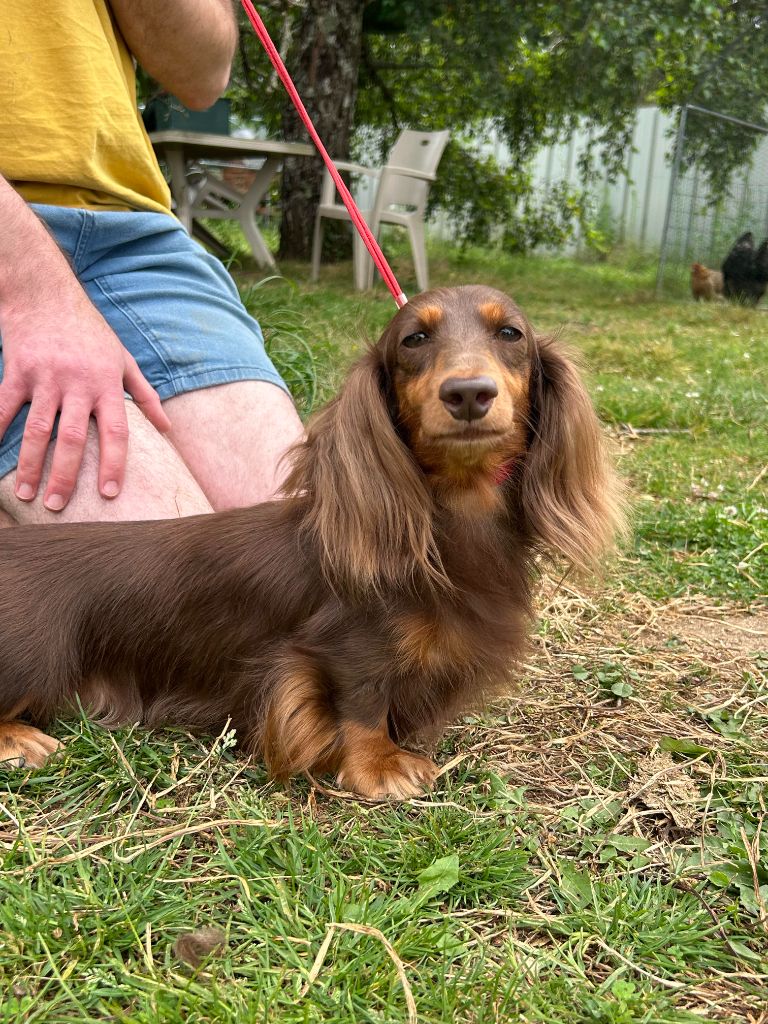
239;0;408;308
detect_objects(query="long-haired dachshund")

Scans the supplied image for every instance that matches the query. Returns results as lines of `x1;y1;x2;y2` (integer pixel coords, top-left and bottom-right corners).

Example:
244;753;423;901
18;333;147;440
0;286;625;798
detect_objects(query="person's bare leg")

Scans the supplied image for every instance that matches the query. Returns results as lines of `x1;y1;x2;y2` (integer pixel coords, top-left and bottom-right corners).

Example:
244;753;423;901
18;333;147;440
0;401;213;524
162;381;305;510
0;508;14;527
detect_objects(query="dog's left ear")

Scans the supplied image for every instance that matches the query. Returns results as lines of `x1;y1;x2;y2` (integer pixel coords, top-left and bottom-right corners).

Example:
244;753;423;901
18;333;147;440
518;336;627;571
283;348;442;594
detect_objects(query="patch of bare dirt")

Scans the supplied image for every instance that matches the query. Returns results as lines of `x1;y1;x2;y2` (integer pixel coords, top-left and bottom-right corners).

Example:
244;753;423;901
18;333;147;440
451;585;768;815
671;608;768;661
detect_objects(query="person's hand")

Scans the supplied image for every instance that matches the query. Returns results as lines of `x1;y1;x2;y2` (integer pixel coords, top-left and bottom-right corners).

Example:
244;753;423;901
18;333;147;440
0;281;171;511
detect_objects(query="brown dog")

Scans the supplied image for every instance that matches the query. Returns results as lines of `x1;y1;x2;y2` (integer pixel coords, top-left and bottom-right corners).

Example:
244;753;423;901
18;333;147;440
691;262;724;301
0;286;625;798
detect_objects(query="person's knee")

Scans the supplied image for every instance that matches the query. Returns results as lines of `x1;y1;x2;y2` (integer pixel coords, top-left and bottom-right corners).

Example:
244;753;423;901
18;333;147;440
163;380;305;509
0;403;214;524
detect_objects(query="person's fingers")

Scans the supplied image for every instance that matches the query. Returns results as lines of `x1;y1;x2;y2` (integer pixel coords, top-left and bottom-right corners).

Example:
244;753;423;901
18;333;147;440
14;390;59;501
123;356;171;433
93;394;130;499
42;401;92;511
0;379;26;446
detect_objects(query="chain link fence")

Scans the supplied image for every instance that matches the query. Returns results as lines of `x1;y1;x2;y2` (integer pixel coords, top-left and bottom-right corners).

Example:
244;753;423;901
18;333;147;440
656;104;768;299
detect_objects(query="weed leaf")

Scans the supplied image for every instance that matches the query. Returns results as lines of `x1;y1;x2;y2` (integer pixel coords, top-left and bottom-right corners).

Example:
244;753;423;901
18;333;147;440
417;854;460;900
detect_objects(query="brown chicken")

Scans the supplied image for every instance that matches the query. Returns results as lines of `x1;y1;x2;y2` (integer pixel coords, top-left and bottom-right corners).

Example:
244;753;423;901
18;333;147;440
690;262;724;301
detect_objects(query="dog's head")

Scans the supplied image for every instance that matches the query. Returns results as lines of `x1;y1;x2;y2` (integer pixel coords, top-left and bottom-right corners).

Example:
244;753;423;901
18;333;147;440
378;286;532;499
285;285;626;592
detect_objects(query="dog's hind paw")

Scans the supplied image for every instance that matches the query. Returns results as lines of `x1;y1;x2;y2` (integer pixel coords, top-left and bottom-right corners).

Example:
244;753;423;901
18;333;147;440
0;722;62;769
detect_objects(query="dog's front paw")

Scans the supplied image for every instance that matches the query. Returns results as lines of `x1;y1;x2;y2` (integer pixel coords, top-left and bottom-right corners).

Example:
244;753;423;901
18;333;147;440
0;722;62;769
337;746;438;800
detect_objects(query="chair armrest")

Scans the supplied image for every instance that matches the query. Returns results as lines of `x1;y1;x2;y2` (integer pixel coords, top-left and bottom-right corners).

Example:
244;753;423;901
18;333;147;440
329;160;381;177
383;165;437;182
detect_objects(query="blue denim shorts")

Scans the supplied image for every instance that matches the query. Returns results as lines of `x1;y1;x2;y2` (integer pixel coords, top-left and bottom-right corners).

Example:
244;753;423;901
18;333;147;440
0;205;287;478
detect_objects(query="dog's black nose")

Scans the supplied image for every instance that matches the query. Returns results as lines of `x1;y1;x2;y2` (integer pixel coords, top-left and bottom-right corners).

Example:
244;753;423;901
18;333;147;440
439;376;498;421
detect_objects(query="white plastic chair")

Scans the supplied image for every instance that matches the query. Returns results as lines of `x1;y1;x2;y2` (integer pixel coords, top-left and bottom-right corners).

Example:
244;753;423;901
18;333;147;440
311;129;450;292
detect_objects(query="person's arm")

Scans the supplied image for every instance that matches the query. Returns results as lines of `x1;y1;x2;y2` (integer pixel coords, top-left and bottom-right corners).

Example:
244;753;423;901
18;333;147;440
109;0;238;110
0;175;171;511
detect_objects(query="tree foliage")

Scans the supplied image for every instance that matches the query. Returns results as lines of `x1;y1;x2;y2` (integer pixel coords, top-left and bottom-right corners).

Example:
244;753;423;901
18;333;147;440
227;0;768;254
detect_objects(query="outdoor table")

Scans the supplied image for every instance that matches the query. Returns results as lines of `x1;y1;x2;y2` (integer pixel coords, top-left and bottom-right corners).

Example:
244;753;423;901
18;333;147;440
149;131;317;268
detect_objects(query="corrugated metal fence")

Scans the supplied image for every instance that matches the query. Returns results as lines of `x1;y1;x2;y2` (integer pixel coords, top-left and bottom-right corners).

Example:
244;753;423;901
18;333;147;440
483;105;675;251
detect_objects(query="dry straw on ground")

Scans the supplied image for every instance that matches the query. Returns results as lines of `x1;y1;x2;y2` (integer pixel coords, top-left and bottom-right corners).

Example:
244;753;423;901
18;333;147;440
443;580;768;1021
466;580;767;812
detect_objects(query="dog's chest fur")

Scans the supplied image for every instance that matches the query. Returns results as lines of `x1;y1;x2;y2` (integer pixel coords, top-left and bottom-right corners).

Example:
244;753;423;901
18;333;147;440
389;512;529;685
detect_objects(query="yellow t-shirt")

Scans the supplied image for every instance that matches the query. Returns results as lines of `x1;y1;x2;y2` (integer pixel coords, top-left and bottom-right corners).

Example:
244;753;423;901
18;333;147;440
0;1;172;213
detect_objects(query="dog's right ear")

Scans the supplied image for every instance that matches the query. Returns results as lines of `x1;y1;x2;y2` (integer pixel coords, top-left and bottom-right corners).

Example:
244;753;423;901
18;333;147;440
282;349;442;594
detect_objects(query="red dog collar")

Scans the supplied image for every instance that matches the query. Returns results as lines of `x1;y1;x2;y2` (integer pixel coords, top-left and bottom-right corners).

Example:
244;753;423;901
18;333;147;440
494;460;515;486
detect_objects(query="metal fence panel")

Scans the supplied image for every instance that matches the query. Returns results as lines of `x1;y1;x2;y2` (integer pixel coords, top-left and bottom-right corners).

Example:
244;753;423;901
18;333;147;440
656;105;768;299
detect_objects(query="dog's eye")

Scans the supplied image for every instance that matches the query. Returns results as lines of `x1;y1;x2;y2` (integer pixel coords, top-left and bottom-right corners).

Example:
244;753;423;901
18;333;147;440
402;331;430;348
498;325;523;341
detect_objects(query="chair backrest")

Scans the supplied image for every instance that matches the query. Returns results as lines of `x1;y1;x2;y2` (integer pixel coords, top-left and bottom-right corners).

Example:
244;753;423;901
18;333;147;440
379;129;450;212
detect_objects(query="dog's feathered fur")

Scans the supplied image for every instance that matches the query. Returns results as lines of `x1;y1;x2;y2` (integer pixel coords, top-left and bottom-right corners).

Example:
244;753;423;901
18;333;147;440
0;286;626;798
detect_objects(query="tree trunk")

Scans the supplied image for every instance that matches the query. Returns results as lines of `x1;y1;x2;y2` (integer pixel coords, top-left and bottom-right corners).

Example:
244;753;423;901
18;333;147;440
279;0;367;260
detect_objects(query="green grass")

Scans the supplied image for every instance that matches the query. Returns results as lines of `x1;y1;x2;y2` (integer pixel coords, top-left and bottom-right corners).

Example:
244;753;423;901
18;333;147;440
2;242;767;1022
